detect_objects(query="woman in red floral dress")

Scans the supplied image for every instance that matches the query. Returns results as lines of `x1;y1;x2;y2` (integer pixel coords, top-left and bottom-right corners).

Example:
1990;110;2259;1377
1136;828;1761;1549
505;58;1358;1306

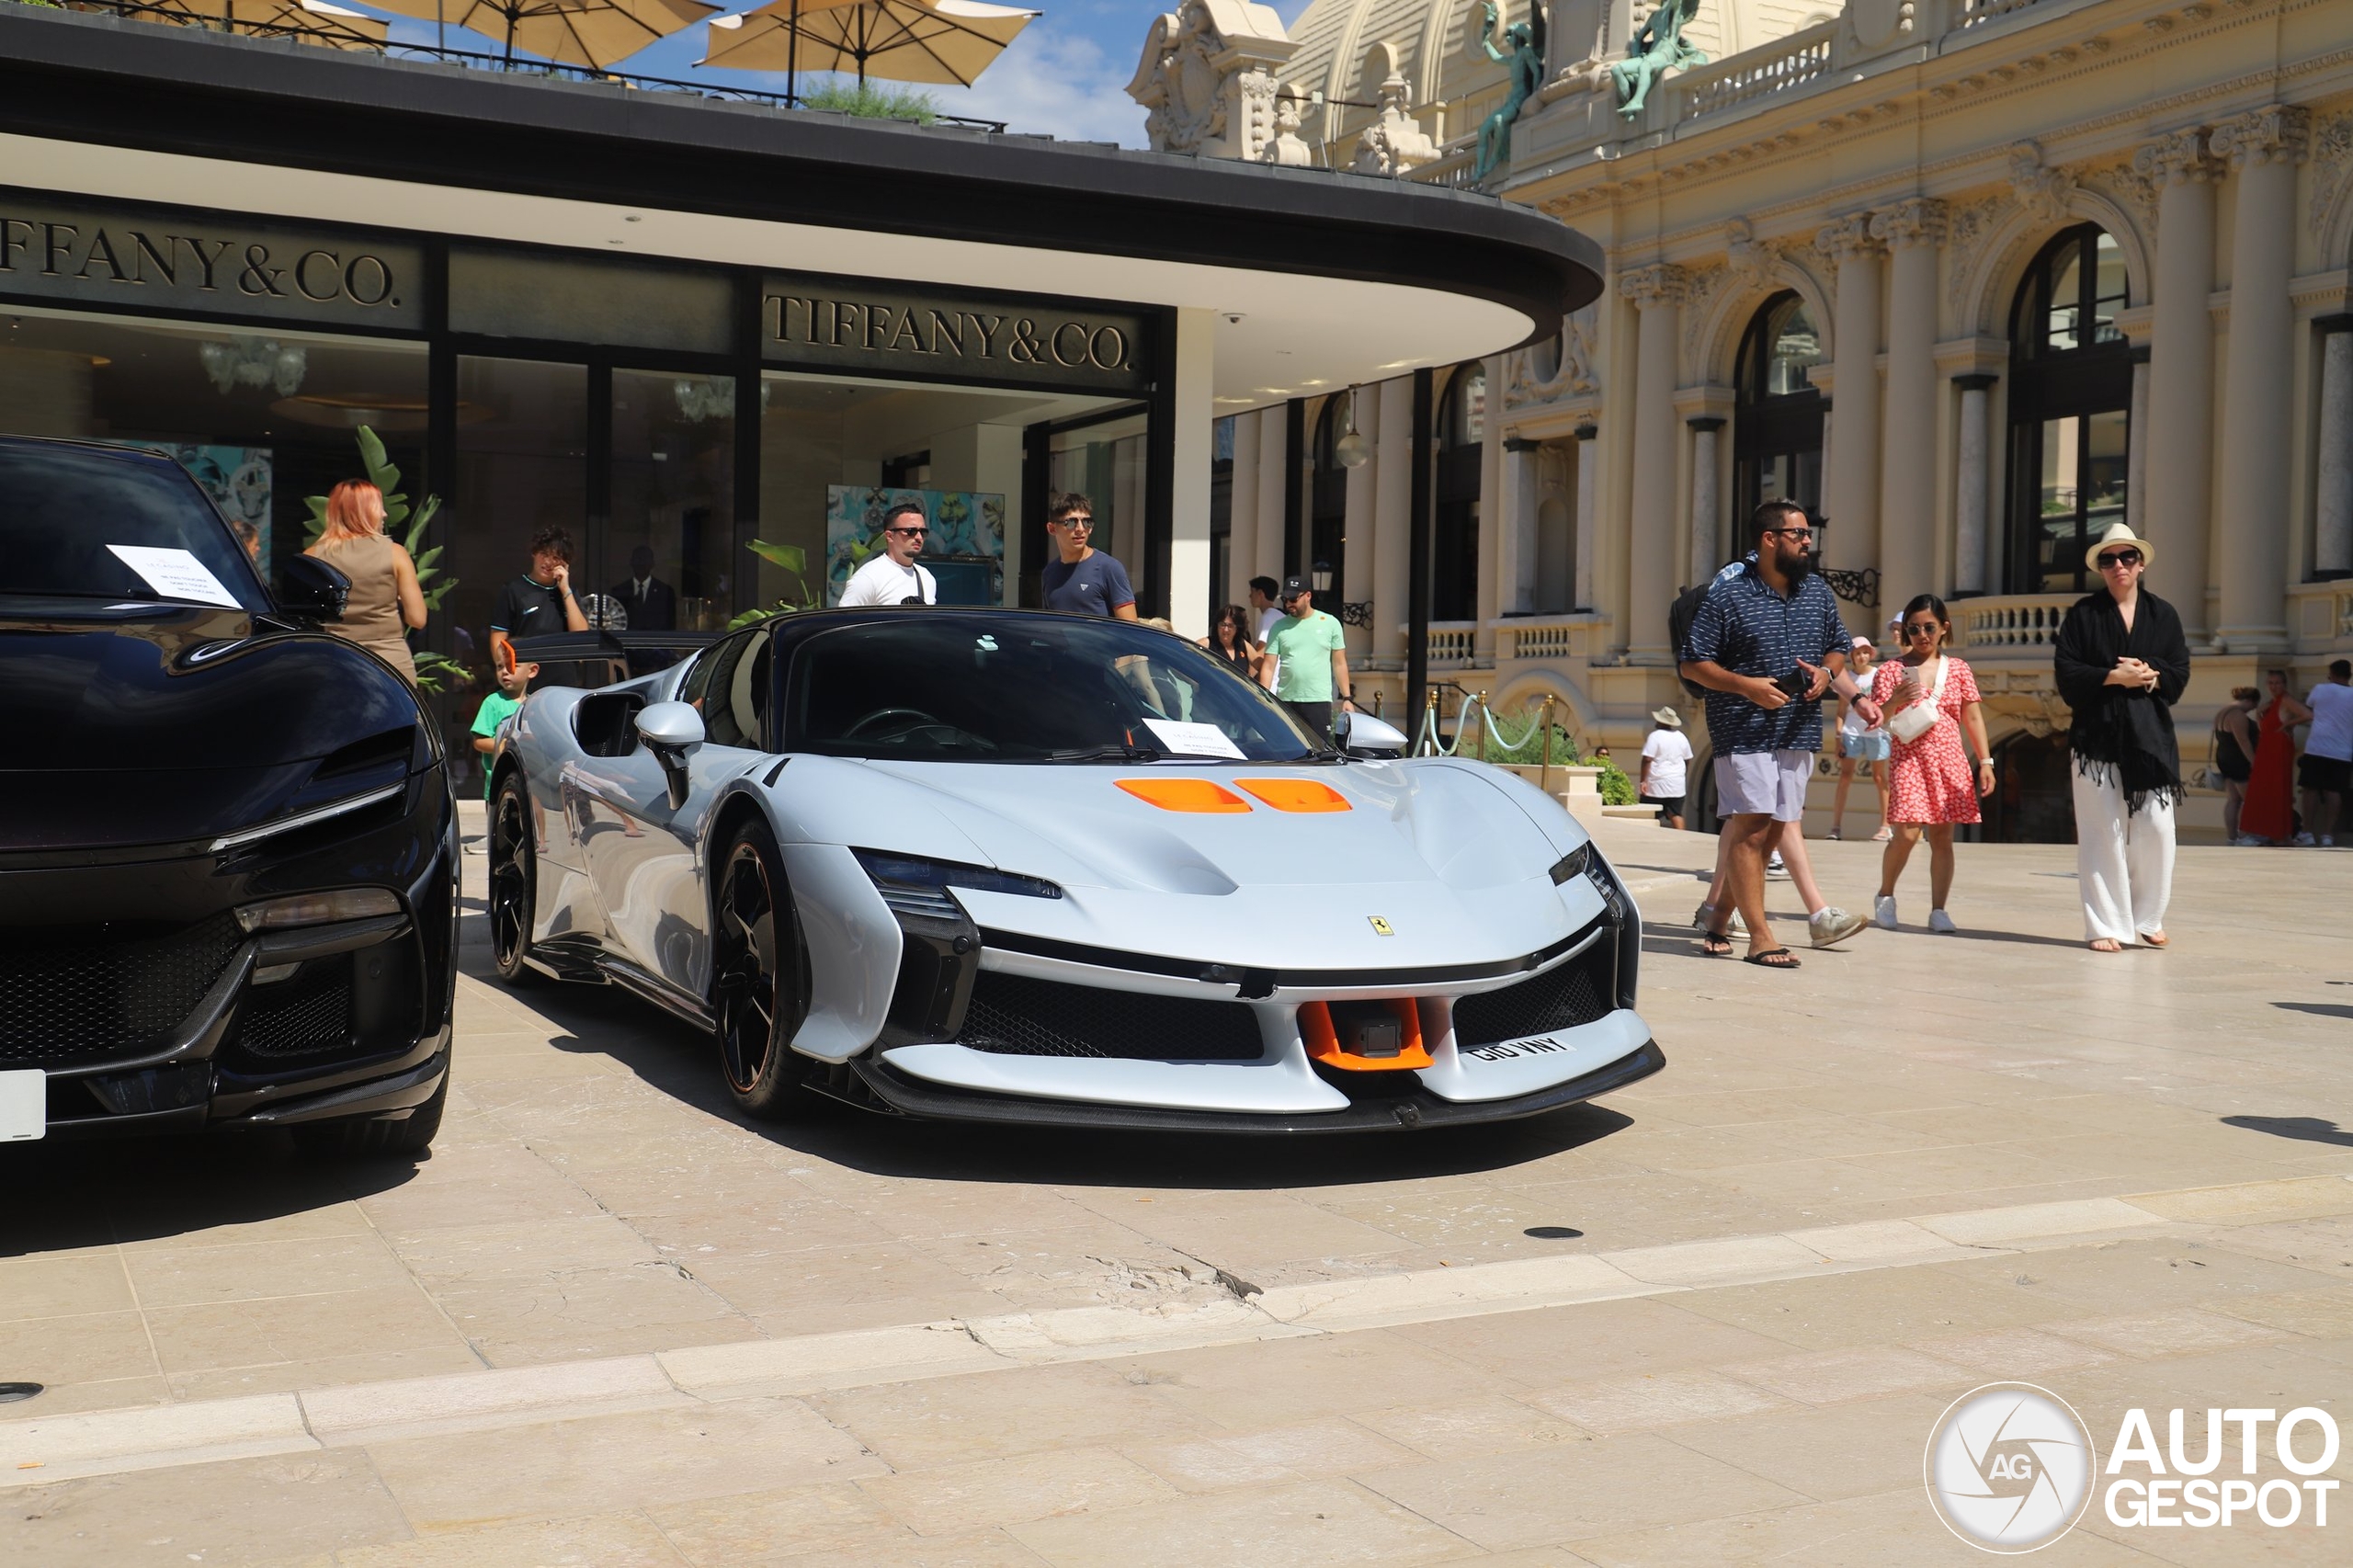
1870;595;1995;934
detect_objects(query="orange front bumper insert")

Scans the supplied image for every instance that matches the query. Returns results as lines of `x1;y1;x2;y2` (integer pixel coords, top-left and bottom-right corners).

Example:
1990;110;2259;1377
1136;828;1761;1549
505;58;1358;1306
1301;997;1431;1072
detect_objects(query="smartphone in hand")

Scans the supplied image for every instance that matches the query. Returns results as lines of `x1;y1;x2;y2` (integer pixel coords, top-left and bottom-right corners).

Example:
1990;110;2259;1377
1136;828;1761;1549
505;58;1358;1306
1774;669;1811;699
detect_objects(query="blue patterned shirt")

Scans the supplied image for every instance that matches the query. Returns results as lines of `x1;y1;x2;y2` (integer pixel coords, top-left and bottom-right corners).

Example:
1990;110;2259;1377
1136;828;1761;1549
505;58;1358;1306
1680;558;1850;756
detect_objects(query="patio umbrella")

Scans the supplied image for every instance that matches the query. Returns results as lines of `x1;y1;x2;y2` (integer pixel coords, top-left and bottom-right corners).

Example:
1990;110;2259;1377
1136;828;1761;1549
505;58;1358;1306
135;0;389;49
364;0;721;68
701;0;1038;96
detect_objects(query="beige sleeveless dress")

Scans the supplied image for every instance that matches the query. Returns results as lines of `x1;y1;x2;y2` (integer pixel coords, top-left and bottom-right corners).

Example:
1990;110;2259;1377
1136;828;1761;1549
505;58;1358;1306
309;534;418;684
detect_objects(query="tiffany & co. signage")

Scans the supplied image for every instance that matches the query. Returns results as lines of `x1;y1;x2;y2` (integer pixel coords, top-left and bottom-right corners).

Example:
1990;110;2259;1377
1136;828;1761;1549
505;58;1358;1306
0;190;425;331
763;273;1152;394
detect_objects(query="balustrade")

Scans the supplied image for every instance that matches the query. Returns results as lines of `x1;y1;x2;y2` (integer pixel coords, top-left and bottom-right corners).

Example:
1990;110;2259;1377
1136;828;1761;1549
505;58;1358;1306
1957;594;2076;653
1675;24;1834;124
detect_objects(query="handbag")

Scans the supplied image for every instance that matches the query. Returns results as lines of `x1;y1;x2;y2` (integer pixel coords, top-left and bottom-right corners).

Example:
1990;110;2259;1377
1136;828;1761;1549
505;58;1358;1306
1887;656;1948;745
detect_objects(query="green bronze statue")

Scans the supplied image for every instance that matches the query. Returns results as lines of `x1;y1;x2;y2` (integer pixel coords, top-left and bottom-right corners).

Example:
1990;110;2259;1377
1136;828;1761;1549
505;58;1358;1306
1473;2;1545;185
1611;0;1707;120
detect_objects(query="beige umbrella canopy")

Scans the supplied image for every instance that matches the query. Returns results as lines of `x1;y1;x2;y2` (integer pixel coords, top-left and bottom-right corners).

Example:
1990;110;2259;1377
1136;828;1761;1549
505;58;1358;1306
702;0;1039;93
135;0;389;49
363;0;722;68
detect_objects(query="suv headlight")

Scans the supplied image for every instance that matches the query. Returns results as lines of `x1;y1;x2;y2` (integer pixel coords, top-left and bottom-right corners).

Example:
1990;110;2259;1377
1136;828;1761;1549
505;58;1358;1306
235;887;403;933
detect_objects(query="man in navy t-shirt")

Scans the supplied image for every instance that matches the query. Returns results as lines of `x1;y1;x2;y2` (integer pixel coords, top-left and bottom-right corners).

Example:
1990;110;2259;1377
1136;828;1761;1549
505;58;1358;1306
1040;492;1137;619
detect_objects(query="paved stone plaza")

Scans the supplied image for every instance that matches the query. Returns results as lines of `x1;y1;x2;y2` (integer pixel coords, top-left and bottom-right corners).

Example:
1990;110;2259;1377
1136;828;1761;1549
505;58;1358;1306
5;810;2350;1564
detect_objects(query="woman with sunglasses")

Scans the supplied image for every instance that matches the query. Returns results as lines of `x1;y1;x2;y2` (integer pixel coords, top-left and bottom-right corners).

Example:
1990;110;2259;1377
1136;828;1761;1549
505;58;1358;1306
1870;595;1993;933
1202;603;1262;683
2052;520;2191;951
2236;668;2311;846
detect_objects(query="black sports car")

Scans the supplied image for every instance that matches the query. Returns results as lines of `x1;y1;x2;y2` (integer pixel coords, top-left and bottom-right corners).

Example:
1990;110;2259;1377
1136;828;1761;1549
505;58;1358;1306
0;436;457;1154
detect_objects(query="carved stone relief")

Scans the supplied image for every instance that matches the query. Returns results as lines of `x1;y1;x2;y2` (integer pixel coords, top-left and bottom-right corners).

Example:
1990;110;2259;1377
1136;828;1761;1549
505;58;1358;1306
1127;0;1297;163
2305;113;2352;242
1505;303;1599;409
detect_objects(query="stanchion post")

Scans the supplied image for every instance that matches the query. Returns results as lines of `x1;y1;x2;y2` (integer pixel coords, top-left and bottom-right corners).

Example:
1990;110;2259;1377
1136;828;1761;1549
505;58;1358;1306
1538;693;1556;798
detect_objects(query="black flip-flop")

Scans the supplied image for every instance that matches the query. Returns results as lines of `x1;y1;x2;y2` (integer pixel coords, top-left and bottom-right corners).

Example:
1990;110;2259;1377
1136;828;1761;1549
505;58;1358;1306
1699;931;1735;957
1743;947;1801;969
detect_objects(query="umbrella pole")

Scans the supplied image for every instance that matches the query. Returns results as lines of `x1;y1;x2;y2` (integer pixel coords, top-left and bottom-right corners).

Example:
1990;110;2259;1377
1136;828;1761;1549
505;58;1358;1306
787;0;800;107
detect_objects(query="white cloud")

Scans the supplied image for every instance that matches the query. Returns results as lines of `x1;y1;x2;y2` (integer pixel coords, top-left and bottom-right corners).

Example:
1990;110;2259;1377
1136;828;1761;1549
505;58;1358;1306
925;27;1150;146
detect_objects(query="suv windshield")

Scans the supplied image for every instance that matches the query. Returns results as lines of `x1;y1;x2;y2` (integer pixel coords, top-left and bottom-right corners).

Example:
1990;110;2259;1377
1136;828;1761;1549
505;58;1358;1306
0;442;269;612
787;616;1324;763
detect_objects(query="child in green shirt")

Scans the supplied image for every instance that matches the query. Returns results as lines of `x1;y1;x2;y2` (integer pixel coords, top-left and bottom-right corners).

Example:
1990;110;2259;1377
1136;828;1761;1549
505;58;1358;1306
471;658;536;799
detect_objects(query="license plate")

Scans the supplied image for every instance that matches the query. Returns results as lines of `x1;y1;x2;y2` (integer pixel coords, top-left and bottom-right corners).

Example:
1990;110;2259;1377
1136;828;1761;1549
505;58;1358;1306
0;1069;43;1142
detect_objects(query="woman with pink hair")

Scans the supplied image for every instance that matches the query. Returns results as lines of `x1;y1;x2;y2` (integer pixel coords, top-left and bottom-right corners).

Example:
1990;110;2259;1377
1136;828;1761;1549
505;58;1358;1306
305;479;426;684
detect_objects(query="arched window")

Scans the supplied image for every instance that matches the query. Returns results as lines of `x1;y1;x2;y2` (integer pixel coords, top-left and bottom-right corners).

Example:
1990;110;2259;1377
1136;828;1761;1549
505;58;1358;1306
1310;392;1351;604
1433;365;1484;620
2006;224;2132;594
1733;292;1825;540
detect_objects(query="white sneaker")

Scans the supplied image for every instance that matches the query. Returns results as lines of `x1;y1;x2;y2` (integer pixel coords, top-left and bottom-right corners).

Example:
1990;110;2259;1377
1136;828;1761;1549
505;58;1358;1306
2325;836;2337;847
1809;907;1867;948
2294;832;2317;846
1873;894;1898;930
1928;909;1959;935
1766;851;1790;880
1825;825;1843;841
2233;835;2266;846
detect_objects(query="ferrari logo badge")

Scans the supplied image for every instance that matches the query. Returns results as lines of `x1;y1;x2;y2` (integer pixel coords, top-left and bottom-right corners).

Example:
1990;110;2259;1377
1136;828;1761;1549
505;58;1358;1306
1369;916;1394;937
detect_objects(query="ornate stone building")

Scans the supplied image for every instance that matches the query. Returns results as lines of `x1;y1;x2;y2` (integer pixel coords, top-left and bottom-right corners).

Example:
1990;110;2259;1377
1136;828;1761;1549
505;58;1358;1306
1132;0;2352;841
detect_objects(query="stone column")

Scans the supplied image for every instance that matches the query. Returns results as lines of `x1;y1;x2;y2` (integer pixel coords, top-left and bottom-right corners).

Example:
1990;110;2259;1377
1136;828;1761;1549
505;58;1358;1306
1372;375;1414;660
1500;436;1540;615
1870;199;1945;601
2126;351;2151;538
1226;405;1261;607
2211;106;2309;648
1953;374;1997;595
1341;383;1378;650
2317;321;2353;577
1621;263;1688;662
2132;127;2222;638
1475;356;1506;657
1573;422;1599;610
1687;417;1724;579
1817;215;1884;576
1168;309;1215;637
1252;404;1286;588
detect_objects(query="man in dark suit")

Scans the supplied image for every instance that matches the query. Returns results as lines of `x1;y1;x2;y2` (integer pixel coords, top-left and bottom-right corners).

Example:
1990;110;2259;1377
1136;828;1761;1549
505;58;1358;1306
610;544;676;631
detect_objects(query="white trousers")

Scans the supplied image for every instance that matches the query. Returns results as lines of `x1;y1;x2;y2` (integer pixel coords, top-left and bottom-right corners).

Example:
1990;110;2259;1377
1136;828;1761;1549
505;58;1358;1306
2072;767;2176;943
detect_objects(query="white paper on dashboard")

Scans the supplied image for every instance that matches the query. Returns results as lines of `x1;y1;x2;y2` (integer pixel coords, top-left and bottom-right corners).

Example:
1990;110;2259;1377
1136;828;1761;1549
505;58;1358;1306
1142;719;1246;760
108;545;242;608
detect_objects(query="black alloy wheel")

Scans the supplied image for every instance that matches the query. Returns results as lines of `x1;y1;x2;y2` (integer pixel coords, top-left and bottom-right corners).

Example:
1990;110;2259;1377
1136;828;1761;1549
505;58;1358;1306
488;774;538;985
711;818;810;1119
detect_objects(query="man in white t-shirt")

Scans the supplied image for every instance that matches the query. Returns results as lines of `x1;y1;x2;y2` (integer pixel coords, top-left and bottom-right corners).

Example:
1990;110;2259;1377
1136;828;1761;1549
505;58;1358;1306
2299;659;2352;846
836;502;938;608
1639;705;1695;831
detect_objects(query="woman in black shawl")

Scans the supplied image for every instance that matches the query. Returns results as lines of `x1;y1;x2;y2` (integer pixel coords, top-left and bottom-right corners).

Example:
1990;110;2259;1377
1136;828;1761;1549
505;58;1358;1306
2052;520;2191;951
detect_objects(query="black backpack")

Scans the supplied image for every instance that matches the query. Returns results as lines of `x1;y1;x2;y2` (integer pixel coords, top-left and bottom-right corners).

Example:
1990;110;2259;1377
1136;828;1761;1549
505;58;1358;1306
1667;580;1712;702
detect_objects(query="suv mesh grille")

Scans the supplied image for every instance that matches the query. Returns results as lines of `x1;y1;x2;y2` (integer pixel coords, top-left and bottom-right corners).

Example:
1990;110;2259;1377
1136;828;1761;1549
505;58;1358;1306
0;914;242;1066
959;971;1264;1062
1450;938;1615;1049
233;959;355;1060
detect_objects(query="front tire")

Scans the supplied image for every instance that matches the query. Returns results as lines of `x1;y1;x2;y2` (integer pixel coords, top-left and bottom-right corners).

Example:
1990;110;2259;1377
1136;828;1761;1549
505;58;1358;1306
487;772;538;986
710;817;811;1121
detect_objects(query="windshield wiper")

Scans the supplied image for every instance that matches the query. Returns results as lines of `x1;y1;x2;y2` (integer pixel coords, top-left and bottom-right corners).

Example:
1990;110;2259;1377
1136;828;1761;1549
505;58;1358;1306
1040;744;1166;763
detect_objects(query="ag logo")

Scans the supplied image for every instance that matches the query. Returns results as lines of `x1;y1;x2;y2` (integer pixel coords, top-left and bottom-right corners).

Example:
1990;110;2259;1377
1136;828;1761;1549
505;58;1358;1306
1368;916;1394;936
1926;1383;2097;1552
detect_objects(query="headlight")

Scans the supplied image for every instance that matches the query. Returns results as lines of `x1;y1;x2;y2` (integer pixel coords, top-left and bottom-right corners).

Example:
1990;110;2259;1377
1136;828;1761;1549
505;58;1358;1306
853;851;1063;921
1547;845;1591;886
235;887;403;933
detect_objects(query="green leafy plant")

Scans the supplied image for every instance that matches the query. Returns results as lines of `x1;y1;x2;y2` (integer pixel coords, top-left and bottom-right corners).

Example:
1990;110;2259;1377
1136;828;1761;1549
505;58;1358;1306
304;426;467;693
801;80;938;124
728;539;824;630
1475;719;1638;804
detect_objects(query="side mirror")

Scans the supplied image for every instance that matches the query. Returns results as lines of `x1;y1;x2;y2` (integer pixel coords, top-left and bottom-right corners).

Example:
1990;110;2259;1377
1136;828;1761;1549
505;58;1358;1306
1340;709;1409;758
635;701;704;809
277;555;349;624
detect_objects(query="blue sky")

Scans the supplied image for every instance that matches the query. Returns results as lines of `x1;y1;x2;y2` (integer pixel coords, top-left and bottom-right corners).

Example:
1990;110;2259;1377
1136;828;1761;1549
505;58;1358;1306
359;2;1314;147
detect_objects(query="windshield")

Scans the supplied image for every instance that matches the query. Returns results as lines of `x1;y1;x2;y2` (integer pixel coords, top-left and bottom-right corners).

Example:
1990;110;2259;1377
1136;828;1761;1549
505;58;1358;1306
787;616;1325;763
0;443;269;612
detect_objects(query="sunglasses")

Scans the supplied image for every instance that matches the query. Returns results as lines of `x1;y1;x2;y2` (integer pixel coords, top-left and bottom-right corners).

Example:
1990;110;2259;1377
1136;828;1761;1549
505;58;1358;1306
1051;517;1094;529
2097;550;2142;569
1766;528;1814;540
1904;623;1943;639
886;526;928;537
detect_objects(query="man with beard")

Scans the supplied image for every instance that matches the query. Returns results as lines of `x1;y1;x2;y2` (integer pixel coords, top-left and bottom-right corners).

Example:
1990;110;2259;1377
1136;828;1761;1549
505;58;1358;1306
1678;500;1854;968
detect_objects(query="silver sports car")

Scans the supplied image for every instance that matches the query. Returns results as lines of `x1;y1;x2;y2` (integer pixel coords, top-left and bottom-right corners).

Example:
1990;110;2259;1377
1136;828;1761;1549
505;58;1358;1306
485;610;1661;1131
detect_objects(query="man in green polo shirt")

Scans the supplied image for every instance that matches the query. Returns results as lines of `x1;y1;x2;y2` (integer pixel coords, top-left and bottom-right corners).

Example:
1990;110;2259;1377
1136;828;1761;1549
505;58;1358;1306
1259;574;1353;743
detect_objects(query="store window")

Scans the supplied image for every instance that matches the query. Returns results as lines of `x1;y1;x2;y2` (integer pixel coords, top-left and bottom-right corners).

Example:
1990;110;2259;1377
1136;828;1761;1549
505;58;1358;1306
1432;365;1483;622
608;369;737;635
756;371;1129;612
449;357;588;680
1309;392;1352;609
2006;225;2132;595
1733;291;1824;534
0;307;426;584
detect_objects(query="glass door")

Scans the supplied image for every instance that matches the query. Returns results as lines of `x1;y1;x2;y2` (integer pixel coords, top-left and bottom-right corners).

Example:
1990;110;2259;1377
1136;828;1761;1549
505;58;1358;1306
606;369;737;652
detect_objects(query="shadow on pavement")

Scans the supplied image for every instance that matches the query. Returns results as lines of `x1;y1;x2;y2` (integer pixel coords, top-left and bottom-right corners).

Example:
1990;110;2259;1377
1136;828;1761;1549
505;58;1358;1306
503;964;1643;1189
2220;1114;2353;1148
2274;1002;2353;1022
